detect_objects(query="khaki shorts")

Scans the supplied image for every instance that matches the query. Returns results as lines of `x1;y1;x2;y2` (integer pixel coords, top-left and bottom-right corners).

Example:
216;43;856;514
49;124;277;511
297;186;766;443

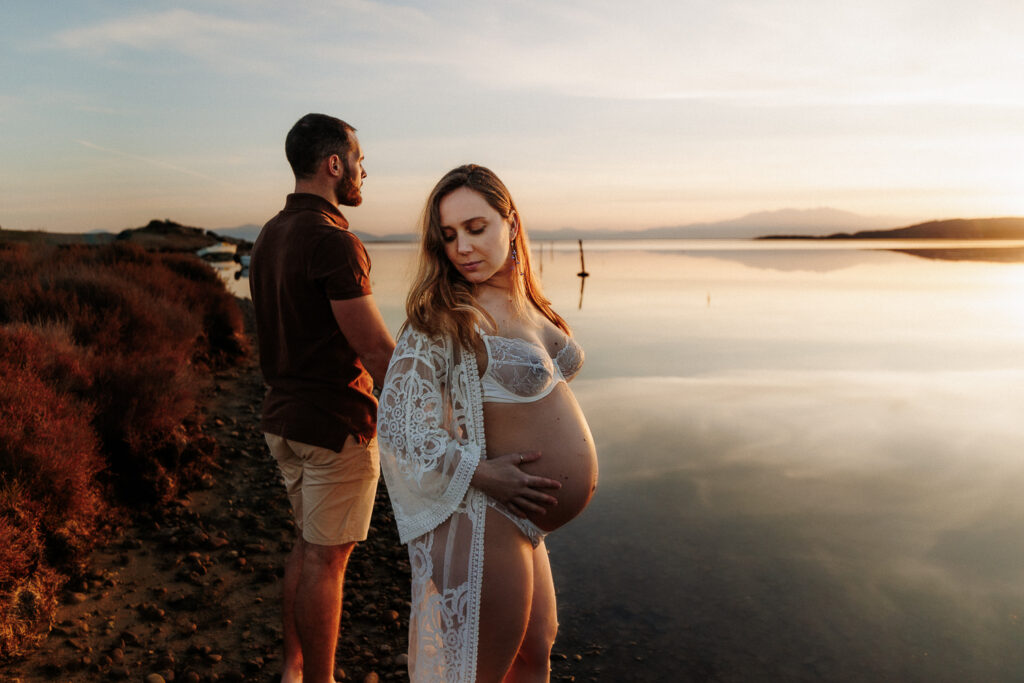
265;433;380;546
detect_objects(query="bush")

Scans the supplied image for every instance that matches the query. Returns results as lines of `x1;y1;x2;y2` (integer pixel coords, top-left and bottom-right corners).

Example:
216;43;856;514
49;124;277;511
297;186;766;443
0;329;104;570
0;242;249;658
59;244;249;368
0;334;103;658
0;483;63;661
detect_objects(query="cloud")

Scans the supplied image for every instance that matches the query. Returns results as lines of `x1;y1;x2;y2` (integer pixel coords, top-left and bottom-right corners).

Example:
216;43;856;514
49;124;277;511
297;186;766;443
346;0;1024;107
53;8;287;76
46;1;1024;107
57;9;269;49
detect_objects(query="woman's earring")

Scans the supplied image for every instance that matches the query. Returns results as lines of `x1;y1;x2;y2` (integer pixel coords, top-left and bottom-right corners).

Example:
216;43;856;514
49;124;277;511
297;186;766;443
509;240;520;278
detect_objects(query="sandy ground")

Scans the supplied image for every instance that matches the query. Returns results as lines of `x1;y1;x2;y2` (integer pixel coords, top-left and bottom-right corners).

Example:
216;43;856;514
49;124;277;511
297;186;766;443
0;304;587;682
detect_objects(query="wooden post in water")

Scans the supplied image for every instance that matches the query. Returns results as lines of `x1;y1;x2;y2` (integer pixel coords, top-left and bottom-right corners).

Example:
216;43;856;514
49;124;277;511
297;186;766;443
577;239;589;309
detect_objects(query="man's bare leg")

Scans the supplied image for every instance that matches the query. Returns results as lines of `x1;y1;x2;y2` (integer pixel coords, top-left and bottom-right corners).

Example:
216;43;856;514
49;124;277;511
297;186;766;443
294;541;355;683
281;537;307;683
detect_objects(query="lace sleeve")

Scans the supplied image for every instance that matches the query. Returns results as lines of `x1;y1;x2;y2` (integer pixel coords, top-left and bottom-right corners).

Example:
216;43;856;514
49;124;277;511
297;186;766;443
378;326;483;544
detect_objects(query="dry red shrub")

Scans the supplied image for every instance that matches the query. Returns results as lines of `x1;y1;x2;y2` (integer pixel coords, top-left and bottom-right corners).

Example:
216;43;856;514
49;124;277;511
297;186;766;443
0;241;249;658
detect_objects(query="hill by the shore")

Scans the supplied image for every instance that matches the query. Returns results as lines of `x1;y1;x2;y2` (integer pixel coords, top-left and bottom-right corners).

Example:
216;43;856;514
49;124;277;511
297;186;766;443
0;220;253;253
761;217;1024;241
756;216;1024;263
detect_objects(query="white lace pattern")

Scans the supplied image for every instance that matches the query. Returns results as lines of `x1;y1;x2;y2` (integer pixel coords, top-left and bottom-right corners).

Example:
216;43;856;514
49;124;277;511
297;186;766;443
378;326;488;682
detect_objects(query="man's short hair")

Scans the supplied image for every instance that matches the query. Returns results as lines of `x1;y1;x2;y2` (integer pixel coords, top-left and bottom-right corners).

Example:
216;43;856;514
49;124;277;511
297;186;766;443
285;113;356;180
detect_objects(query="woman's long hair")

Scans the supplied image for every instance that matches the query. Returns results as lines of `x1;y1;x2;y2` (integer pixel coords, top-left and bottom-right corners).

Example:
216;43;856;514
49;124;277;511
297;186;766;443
406;164;569;350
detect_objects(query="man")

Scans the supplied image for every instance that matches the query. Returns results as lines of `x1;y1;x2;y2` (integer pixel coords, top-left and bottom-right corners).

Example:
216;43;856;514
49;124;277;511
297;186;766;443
249;113;395;683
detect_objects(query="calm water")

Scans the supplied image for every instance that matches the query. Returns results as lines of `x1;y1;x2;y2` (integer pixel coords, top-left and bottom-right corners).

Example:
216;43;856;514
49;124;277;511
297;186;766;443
229;240;1024;681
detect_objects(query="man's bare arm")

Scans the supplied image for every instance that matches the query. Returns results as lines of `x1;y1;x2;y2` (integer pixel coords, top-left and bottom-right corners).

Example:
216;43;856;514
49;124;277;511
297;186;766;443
330;295;396;387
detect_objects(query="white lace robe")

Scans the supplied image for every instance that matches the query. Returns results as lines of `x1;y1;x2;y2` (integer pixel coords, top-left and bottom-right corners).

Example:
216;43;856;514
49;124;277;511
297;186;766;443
378;325;489;682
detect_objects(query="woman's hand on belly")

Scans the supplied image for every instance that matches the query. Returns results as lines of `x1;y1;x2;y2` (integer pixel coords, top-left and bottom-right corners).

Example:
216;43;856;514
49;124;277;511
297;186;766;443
471;451;562;518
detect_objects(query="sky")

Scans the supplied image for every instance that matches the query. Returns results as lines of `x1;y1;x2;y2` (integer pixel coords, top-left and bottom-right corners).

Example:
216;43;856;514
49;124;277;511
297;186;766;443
2;0;1023;236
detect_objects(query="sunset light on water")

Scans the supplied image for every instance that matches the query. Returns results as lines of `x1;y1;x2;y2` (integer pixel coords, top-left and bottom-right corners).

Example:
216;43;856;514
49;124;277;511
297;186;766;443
252;238;1024;680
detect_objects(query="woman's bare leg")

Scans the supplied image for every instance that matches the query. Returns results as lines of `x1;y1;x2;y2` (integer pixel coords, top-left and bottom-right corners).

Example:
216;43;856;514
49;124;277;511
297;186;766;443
506;541;558;682
476;512;535;682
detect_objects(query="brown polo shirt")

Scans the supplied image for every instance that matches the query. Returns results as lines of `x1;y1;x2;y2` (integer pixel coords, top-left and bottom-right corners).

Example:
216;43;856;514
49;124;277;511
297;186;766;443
249;193;376;451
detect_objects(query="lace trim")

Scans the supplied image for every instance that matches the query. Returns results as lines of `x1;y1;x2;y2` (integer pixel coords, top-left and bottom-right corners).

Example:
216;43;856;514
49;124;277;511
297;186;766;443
464;345;486;459
396;443;480;545
464;490;486;681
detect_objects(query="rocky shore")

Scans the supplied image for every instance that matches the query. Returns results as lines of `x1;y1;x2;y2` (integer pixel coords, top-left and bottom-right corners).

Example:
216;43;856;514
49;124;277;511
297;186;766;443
0;298;587;682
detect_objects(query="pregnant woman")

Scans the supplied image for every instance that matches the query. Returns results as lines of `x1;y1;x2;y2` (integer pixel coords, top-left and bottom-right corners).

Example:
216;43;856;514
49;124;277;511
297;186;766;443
378;164;598;682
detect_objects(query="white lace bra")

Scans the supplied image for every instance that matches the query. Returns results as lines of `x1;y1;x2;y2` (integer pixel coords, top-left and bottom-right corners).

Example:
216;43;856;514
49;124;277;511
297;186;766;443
479;332;584;404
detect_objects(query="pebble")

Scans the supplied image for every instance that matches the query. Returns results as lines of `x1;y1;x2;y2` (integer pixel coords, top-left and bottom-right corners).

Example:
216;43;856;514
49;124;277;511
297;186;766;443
119;629;141;646
66;592;88;605
145;675;166;683
138;603;166;621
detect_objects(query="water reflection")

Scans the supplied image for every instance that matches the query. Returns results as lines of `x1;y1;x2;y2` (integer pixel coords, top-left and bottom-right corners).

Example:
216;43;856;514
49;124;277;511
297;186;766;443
554;373;1024;681
577;239;591;310
537;243;1024;682
225;240;1024;681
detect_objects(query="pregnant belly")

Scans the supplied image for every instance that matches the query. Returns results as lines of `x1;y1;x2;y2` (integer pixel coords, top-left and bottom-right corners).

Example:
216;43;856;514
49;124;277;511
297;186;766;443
483;383;598;532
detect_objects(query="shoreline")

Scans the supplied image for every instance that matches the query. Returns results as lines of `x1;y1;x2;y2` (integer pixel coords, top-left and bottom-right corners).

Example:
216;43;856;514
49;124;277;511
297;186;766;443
1;297;589;682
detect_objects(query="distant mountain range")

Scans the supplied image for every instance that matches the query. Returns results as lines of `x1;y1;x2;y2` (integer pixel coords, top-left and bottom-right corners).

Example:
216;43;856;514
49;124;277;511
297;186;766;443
214;207;896;243
530;207;898;241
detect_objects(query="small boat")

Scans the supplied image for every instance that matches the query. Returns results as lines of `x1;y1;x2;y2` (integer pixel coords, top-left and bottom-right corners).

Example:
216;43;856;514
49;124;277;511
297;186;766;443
196;242;237;260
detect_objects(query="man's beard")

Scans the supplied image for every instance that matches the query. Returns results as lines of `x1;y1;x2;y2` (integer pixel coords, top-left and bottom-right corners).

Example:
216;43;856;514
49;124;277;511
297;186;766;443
335;165;362;207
